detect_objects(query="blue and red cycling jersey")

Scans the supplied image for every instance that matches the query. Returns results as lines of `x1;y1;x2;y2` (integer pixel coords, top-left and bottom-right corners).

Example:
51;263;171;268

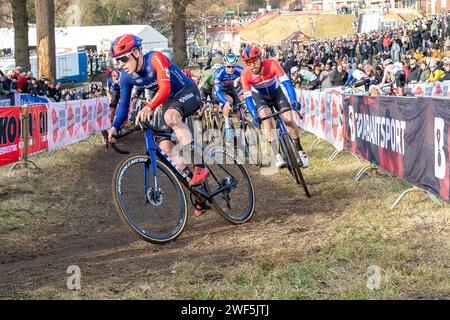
213;65;243;105
112;51;193;129
241;59;297;119
106;76;121;93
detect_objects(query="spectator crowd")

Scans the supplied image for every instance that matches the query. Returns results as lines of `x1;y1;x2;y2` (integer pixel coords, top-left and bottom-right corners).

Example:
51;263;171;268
266;12;450;95
0;65;106;103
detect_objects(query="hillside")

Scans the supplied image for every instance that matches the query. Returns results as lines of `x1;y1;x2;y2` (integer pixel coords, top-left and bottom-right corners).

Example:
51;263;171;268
239;14;356;44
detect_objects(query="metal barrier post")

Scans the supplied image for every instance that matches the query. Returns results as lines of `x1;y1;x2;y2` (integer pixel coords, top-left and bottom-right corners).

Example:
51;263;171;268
328;150;343;161
10;105;39;172
311;138;325;149
390;186;445;210
354;164;392;181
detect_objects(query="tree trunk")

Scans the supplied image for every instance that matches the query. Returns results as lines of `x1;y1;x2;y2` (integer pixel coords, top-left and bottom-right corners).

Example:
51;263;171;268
35;0;56;82
10;0;31;72
171;0;189;68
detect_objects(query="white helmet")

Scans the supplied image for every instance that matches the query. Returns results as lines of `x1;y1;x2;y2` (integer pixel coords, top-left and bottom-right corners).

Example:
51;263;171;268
382;58;392;66
291;66;299;74
212;63;222;71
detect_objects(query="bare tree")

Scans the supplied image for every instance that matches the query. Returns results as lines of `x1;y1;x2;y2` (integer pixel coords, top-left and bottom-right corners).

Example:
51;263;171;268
171;0;195;68
35;0;56;81
10;0;31;71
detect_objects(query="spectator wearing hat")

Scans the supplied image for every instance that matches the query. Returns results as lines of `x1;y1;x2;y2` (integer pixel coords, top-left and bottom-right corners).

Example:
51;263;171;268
428;60;446;82
407;59;421;84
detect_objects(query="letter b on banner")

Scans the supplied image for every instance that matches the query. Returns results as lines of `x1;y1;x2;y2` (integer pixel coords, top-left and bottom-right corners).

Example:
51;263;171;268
435;117;446;180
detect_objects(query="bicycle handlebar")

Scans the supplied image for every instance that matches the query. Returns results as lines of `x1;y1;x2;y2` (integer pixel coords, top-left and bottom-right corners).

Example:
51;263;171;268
102;122;155;155
260;108;293;122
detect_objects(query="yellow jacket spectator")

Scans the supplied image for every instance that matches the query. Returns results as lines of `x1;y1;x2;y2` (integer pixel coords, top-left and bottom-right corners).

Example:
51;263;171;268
428;62;445;82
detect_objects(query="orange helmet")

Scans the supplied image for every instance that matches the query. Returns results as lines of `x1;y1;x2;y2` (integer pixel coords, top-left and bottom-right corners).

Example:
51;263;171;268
241;45;262;61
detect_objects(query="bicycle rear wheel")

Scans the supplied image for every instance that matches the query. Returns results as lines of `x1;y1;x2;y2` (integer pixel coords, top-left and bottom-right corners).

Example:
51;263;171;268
112;154;188;244
280;134;311;198
204;146;255;224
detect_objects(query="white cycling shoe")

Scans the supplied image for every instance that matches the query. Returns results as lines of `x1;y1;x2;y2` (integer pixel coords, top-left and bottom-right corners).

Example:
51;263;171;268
298;151;309;169
274;154;286;168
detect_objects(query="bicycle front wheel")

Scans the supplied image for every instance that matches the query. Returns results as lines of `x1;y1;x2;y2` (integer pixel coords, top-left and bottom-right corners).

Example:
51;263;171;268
204;146;255;224
112;154;188;244
280;134;311;198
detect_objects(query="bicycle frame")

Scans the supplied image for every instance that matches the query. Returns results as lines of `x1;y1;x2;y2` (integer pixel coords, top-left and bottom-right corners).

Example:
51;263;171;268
142;128;239;204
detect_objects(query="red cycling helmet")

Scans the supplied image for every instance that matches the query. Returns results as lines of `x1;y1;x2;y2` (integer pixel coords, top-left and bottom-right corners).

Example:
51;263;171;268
241;45;262;61
182;68;192;79
110;34;142;58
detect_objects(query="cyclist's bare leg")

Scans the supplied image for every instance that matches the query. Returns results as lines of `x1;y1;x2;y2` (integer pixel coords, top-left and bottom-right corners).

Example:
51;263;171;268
158;139;187;171
282;111;300;140
109;107;116;124
222;95;234;129
282;110;305;152
164;109;204;168
259;107;279;156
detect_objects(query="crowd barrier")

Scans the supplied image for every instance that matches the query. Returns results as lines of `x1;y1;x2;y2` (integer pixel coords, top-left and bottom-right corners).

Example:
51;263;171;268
408;80;450;97
0;94;110;168
295;88;450;206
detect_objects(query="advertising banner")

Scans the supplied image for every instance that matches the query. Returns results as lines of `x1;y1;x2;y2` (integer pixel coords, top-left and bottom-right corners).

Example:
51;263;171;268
343;96;450;202
48;98;110;151
0;107;21;166
296;89;344;151
20;105;49;156
14;93;51;106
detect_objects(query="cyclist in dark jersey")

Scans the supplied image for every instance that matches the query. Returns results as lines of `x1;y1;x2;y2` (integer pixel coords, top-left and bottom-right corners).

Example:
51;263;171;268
106;34;209;190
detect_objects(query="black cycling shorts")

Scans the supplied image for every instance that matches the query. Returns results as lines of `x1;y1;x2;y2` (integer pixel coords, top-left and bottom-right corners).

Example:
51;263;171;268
154;84;201;144
353;77;370;88
252;87;291;113
110;90;120;108
213;87;241;107
394;70;406;88
162;84;201;119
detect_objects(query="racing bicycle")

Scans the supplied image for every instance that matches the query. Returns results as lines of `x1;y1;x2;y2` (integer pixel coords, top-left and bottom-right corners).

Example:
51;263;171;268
261;106;311;198
102;121;255;244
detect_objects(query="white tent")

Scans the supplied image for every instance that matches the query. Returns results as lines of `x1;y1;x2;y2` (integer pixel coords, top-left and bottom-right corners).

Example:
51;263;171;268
0;25;168;54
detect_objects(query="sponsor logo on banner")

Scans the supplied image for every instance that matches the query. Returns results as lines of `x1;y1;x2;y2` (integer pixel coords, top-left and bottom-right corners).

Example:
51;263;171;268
96;100;103;128
67;106;75;138
344;96;449;202
0;107;21;166
51;108;59;143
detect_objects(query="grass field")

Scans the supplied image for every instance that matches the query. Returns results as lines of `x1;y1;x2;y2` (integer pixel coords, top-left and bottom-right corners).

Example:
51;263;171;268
0;132;449;300
239;14;356;44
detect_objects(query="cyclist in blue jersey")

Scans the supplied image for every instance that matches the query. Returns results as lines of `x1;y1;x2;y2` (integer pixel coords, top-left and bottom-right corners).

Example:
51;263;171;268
106;34;209;191
106;70;121;123
213;53;244;140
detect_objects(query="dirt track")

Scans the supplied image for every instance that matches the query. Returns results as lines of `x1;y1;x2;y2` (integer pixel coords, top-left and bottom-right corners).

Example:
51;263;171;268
2;132;447;299
0;132;345;298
